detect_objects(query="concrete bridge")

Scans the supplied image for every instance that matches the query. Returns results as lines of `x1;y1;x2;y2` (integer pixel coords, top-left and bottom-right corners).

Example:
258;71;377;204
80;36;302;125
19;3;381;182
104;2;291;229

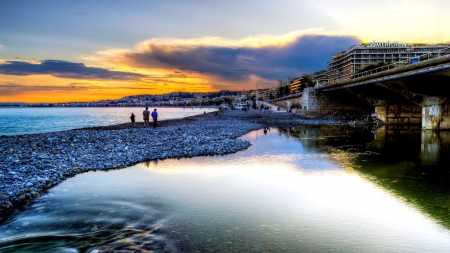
276;50;450;130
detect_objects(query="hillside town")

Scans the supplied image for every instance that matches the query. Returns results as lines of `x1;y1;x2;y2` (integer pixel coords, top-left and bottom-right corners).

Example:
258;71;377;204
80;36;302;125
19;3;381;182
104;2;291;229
0;90;250;107
0;69;328;108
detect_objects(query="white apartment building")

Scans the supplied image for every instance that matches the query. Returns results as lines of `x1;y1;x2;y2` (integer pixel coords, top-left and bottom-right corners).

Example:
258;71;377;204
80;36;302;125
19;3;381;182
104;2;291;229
327;42;450;84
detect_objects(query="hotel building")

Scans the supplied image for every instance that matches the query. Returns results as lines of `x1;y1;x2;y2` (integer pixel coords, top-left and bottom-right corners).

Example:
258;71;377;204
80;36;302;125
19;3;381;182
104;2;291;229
327;42;450;84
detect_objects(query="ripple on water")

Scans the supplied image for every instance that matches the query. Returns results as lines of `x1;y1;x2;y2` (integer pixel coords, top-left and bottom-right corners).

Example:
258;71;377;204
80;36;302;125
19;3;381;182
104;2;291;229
0;194;179;252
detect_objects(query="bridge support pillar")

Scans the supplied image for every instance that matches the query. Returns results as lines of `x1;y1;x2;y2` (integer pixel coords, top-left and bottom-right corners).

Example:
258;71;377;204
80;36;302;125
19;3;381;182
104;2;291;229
422;97;450;130
375;105;422;124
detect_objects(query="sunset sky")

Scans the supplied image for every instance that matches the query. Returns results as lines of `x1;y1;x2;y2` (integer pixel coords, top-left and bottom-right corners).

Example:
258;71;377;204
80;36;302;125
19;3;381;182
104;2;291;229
1;0;449;103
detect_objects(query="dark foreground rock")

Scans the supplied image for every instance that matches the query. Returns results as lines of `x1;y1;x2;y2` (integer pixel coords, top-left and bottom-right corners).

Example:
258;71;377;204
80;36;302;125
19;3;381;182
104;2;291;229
0;109;376;216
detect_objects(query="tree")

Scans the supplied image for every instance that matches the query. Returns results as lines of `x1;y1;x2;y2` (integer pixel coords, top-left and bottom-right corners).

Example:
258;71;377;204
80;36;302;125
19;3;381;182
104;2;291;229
284;85;290;96
277;86;284;98
300;74;313;90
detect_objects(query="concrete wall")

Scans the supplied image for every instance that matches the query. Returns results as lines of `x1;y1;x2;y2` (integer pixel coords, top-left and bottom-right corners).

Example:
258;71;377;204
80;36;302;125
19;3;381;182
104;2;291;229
292;88;371;117
422;104;450;130
271;94;302;111
375;105;422;124
299;88;319;110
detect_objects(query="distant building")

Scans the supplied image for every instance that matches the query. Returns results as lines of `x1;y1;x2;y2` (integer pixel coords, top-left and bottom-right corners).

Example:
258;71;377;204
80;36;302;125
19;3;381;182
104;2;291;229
277;77;292;97
234;93;247;103
255;89;268;100
290;77;302;94
328;42;450;84
264;88;277;100
313;70;328;87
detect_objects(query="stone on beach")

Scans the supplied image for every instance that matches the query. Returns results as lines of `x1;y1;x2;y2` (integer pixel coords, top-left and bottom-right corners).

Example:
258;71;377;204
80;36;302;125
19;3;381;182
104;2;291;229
0;109;372;215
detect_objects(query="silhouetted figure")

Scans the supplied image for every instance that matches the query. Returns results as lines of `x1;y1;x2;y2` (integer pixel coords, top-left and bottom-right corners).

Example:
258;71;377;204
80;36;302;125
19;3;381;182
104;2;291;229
130;113;135;123
143;107;150;127
151;109;158;128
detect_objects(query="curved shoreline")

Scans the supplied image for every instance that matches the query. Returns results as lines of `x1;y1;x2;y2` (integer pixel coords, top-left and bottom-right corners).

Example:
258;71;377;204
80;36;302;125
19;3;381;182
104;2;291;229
0;110;374;217
0;107;219;136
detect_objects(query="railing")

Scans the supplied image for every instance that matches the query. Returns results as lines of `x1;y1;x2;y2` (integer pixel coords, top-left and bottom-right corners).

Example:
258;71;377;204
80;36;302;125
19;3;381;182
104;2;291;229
329;47;450;84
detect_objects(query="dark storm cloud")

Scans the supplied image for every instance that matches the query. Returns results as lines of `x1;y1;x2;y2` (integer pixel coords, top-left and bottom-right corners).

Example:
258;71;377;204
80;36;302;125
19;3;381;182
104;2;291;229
0;60;147;80
116;34;361;80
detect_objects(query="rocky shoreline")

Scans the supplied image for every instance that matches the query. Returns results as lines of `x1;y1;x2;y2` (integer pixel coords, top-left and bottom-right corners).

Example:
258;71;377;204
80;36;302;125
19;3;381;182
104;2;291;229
0;109;375;216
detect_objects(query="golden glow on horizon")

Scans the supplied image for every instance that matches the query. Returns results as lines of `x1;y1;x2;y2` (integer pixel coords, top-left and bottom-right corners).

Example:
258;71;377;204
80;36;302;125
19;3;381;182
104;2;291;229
0;55;271;102
0;69;219;103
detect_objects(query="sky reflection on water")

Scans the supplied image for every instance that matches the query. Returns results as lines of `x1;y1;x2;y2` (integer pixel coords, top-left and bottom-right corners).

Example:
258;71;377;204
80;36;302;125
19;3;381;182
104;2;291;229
1;127;450;252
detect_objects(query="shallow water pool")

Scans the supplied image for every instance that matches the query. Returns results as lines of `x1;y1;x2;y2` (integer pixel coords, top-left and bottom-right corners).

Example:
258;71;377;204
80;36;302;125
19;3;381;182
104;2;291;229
1;126;449;252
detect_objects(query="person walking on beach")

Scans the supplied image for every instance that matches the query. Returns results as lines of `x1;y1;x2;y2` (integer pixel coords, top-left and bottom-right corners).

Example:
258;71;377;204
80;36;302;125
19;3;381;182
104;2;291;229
130;113;135;123
143;107;150;127
151;109;158;128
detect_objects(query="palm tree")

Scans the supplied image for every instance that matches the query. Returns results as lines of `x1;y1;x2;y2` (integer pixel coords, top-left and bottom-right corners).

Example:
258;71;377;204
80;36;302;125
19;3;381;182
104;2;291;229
277;86;284;98
300;74;314;90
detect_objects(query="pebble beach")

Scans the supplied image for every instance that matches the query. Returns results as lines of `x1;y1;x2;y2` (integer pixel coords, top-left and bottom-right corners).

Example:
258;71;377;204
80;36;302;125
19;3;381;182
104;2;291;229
0;109;372;216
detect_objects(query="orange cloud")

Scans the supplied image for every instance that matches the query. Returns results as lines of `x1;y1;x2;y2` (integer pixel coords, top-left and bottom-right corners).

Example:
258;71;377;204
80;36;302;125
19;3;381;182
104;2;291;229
88;31;361;91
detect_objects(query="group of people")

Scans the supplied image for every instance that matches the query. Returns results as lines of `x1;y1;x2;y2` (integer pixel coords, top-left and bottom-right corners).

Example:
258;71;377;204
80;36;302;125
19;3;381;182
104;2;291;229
260;106;271;112
129;107;158;128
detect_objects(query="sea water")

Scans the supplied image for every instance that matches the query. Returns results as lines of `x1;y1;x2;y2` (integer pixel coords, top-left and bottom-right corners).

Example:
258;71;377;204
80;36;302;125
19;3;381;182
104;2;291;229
0;107;216;136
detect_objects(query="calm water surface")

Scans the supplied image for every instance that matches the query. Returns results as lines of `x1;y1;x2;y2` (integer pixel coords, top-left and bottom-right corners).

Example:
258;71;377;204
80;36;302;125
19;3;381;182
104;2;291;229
0;125;449;252
0;107;216;135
